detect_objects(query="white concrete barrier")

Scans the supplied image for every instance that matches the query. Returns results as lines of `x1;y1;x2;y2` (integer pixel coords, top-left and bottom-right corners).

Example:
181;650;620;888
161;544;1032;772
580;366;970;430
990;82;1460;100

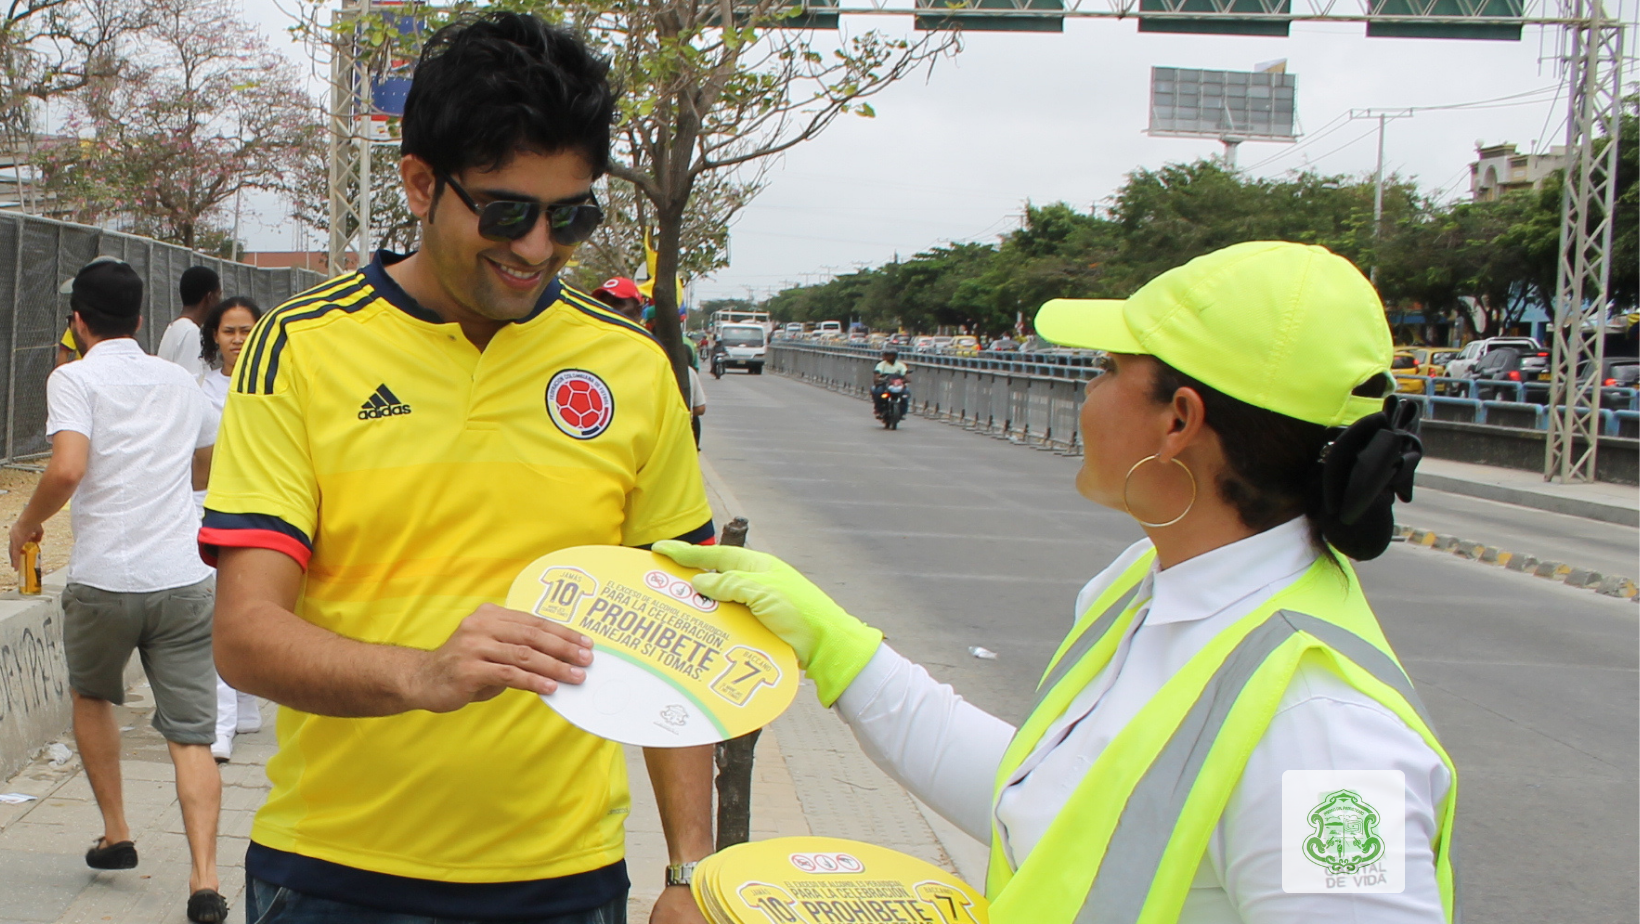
0;569;71;781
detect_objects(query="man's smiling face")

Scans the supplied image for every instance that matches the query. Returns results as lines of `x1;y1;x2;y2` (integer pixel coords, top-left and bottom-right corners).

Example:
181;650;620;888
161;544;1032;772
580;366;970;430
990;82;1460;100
409;149;595;323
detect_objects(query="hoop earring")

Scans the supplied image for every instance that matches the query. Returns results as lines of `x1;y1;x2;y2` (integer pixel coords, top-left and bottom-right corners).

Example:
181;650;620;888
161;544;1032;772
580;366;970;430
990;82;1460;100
1123;455;1197;529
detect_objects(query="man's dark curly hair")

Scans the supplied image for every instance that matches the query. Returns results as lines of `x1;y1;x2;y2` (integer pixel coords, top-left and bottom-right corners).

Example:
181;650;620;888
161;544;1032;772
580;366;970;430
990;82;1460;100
401;11;616;190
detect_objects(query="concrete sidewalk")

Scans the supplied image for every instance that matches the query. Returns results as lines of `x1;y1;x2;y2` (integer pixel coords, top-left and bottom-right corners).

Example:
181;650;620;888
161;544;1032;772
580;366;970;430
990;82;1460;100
1415;457;1637;526
0;680;275;924
0;455;975;924
0;674;974;924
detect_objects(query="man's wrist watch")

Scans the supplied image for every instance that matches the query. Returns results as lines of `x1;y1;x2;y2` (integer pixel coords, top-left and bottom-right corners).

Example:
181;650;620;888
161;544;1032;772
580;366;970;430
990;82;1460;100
664;861;697;887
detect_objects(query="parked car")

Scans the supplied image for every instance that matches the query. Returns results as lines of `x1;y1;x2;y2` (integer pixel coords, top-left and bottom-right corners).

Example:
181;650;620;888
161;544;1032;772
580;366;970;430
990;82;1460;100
1604;361;1640;388
987;336;1021;352
1468;347;1549;400
949;335;979;356
1444;337;1542;380
911;336;936;352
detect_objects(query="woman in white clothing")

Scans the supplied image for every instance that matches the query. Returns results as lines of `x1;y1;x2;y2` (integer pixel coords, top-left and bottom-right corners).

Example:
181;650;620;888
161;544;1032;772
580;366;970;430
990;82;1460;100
659;242;1458;924
197;296;261;762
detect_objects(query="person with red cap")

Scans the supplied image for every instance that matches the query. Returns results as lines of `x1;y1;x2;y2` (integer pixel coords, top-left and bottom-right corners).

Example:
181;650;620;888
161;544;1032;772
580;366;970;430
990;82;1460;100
591;276;643;321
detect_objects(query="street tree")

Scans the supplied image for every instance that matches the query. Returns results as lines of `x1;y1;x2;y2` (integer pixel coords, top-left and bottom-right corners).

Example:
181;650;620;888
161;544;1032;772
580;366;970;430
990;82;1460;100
569;169;759;292
0;0;152;211
759;157;1603;344
41;0;318;250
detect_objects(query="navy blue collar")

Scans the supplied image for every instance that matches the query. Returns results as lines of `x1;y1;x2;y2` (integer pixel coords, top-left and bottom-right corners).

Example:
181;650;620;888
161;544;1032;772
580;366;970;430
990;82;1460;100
364;250;562;325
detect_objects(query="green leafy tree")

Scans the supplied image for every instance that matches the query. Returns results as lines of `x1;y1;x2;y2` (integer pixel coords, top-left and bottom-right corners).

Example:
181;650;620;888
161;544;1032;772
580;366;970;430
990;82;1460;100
759;157;1582;345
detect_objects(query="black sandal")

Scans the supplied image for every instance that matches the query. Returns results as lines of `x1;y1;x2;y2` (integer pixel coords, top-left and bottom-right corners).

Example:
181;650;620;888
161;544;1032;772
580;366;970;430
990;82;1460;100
187;888;229;923
84;838;137;870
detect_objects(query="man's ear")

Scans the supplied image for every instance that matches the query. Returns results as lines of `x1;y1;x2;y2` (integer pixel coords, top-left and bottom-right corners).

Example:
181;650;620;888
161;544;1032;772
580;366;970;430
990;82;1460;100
401;155;438;222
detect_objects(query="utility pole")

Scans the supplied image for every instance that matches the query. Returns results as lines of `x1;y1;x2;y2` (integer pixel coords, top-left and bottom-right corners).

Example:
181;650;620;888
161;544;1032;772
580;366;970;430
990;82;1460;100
1347;108;1412;285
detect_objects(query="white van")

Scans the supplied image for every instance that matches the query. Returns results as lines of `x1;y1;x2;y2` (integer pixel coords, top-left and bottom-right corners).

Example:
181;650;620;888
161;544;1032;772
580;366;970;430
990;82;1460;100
816;321;842;339
717;323;768;374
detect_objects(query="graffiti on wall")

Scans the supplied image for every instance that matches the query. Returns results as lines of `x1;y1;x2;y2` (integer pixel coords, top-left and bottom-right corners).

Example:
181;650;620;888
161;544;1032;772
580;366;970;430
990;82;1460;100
0;613;66;727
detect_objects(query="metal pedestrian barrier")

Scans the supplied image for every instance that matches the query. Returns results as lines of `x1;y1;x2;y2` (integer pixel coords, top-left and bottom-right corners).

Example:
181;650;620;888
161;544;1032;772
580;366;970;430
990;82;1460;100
768;342;1094;452
0;213;324;461
1394;374;1638;414
772;344;1639;447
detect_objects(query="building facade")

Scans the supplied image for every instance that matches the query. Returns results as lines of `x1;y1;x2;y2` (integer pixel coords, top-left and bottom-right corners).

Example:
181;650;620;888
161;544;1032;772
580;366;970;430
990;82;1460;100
1469;143;1567;202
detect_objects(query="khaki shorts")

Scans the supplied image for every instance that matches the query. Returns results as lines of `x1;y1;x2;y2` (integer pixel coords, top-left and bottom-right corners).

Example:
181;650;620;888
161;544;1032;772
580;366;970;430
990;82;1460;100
62;578;216;745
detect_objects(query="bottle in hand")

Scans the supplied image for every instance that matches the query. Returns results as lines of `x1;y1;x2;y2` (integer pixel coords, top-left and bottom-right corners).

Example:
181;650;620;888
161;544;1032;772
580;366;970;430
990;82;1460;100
21;541;40;595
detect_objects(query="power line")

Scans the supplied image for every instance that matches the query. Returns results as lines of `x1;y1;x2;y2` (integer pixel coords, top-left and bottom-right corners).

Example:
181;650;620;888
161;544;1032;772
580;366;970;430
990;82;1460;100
1245;84;1564;172
1401;85;1560;113
1244;112;1354;170
1302;125;1383;167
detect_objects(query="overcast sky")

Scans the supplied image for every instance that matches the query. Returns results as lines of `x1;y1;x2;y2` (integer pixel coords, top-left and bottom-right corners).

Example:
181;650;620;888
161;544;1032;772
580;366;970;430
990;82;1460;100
239;0;1618;301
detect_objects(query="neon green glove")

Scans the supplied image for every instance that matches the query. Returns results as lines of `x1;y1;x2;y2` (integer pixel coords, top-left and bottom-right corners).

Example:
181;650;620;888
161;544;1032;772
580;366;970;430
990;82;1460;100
651;541;883;706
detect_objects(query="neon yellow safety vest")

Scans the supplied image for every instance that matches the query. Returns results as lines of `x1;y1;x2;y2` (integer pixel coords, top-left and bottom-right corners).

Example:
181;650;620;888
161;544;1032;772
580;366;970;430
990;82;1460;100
986;549;1459;924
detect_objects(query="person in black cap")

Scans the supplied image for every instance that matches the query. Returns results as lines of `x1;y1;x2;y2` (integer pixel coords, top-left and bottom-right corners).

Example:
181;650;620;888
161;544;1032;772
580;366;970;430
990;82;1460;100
12;257;230;922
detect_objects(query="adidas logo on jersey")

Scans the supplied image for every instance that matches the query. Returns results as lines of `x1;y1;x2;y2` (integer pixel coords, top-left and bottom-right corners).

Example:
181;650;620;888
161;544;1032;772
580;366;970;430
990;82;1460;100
358;384;412;420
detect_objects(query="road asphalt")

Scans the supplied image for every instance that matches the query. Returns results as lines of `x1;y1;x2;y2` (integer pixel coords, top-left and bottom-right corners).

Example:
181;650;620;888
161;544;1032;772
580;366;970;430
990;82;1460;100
700;368;1638;924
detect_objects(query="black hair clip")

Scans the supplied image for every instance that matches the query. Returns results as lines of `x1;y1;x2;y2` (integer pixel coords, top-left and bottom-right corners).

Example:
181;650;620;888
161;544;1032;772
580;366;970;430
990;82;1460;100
1319;396;1424;527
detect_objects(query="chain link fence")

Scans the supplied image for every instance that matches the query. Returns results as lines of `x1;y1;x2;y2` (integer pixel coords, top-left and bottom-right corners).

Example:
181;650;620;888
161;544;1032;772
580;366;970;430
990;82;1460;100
0;213;325;461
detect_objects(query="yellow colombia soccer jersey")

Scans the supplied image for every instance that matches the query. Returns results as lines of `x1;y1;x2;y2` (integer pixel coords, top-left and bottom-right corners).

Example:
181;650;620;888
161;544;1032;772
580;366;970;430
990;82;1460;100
200;253;713;888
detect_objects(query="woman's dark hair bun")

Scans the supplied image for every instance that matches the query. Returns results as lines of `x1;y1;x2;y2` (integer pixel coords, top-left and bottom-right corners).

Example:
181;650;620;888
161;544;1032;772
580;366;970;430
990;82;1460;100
1309;396;1423;561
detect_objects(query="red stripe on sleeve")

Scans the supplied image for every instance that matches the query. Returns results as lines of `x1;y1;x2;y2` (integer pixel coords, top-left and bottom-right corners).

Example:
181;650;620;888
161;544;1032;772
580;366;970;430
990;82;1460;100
199;527;313;570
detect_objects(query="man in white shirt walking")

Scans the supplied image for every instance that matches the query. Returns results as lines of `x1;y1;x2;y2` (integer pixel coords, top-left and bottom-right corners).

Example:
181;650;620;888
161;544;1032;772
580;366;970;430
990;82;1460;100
10;258;229;923
155;266;219;378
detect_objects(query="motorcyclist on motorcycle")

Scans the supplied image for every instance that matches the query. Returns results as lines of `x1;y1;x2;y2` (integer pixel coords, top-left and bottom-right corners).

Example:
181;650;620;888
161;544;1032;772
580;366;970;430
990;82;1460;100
873;349;910;419
709;336;728;379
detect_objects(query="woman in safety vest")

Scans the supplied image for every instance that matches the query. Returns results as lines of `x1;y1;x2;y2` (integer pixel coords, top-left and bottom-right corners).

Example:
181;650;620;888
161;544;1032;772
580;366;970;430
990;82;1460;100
657;241;1456;924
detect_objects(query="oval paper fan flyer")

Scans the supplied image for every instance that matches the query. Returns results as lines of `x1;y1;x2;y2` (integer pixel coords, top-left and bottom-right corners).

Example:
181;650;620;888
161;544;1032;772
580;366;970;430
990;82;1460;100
692;836;989;924
506;545;799;747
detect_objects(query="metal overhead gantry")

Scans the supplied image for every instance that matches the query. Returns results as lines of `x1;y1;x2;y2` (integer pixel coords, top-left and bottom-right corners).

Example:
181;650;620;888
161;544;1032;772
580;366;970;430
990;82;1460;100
324;0;1625;483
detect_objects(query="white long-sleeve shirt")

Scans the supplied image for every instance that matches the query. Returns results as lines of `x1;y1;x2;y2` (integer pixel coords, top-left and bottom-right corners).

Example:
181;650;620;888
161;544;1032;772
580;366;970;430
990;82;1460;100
835;518;1450;923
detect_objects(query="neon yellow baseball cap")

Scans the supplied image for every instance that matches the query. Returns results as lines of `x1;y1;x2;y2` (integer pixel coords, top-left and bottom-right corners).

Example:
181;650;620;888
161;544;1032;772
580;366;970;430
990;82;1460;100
1034;241;1394;427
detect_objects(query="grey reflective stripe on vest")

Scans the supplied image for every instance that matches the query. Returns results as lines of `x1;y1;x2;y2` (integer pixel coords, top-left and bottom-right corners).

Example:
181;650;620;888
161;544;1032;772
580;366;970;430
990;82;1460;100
1075;608;1438;924
1281;612;1437;733
1029;584;1142;718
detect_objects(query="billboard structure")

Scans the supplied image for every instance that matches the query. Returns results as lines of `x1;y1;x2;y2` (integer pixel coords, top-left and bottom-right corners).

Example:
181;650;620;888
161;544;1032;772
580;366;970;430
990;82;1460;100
1147;64;1297;166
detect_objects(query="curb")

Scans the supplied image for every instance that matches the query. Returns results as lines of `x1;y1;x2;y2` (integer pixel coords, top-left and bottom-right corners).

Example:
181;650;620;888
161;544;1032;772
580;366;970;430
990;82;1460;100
1413;471;1638;527
1397;526;1638;601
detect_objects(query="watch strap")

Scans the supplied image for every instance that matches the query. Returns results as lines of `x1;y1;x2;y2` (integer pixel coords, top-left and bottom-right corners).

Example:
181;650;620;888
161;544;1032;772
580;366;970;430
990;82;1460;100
665;861;697;887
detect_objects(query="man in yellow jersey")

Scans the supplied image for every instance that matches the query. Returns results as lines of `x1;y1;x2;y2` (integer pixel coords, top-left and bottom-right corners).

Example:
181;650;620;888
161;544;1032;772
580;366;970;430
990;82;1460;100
204;13;714;923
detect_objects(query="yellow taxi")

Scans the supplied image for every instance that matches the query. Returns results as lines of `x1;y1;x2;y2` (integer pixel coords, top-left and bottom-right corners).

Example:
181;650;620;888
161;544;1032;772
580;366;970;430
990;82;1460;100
1392;347;1451;393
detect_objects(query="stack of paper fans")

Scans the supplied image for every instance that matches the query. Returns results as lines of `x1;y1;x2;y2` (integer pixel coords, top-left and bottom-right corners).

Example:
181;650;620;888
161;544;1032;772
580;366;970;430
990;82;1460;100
691;836;989;924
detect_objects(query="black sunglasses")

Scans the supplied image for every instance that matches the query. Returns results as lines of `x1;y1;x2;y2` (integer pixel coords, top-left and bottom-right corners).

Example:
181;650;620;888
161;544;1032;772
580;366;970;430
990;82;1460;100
440;174;604;245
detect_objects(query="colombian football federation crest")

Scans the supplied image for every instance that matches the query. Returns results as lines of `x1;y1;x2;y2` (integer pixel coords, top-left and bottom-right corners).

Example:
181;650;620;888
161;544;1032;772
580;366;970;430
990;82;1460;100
546;369;614;439
1303;789;1384;875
